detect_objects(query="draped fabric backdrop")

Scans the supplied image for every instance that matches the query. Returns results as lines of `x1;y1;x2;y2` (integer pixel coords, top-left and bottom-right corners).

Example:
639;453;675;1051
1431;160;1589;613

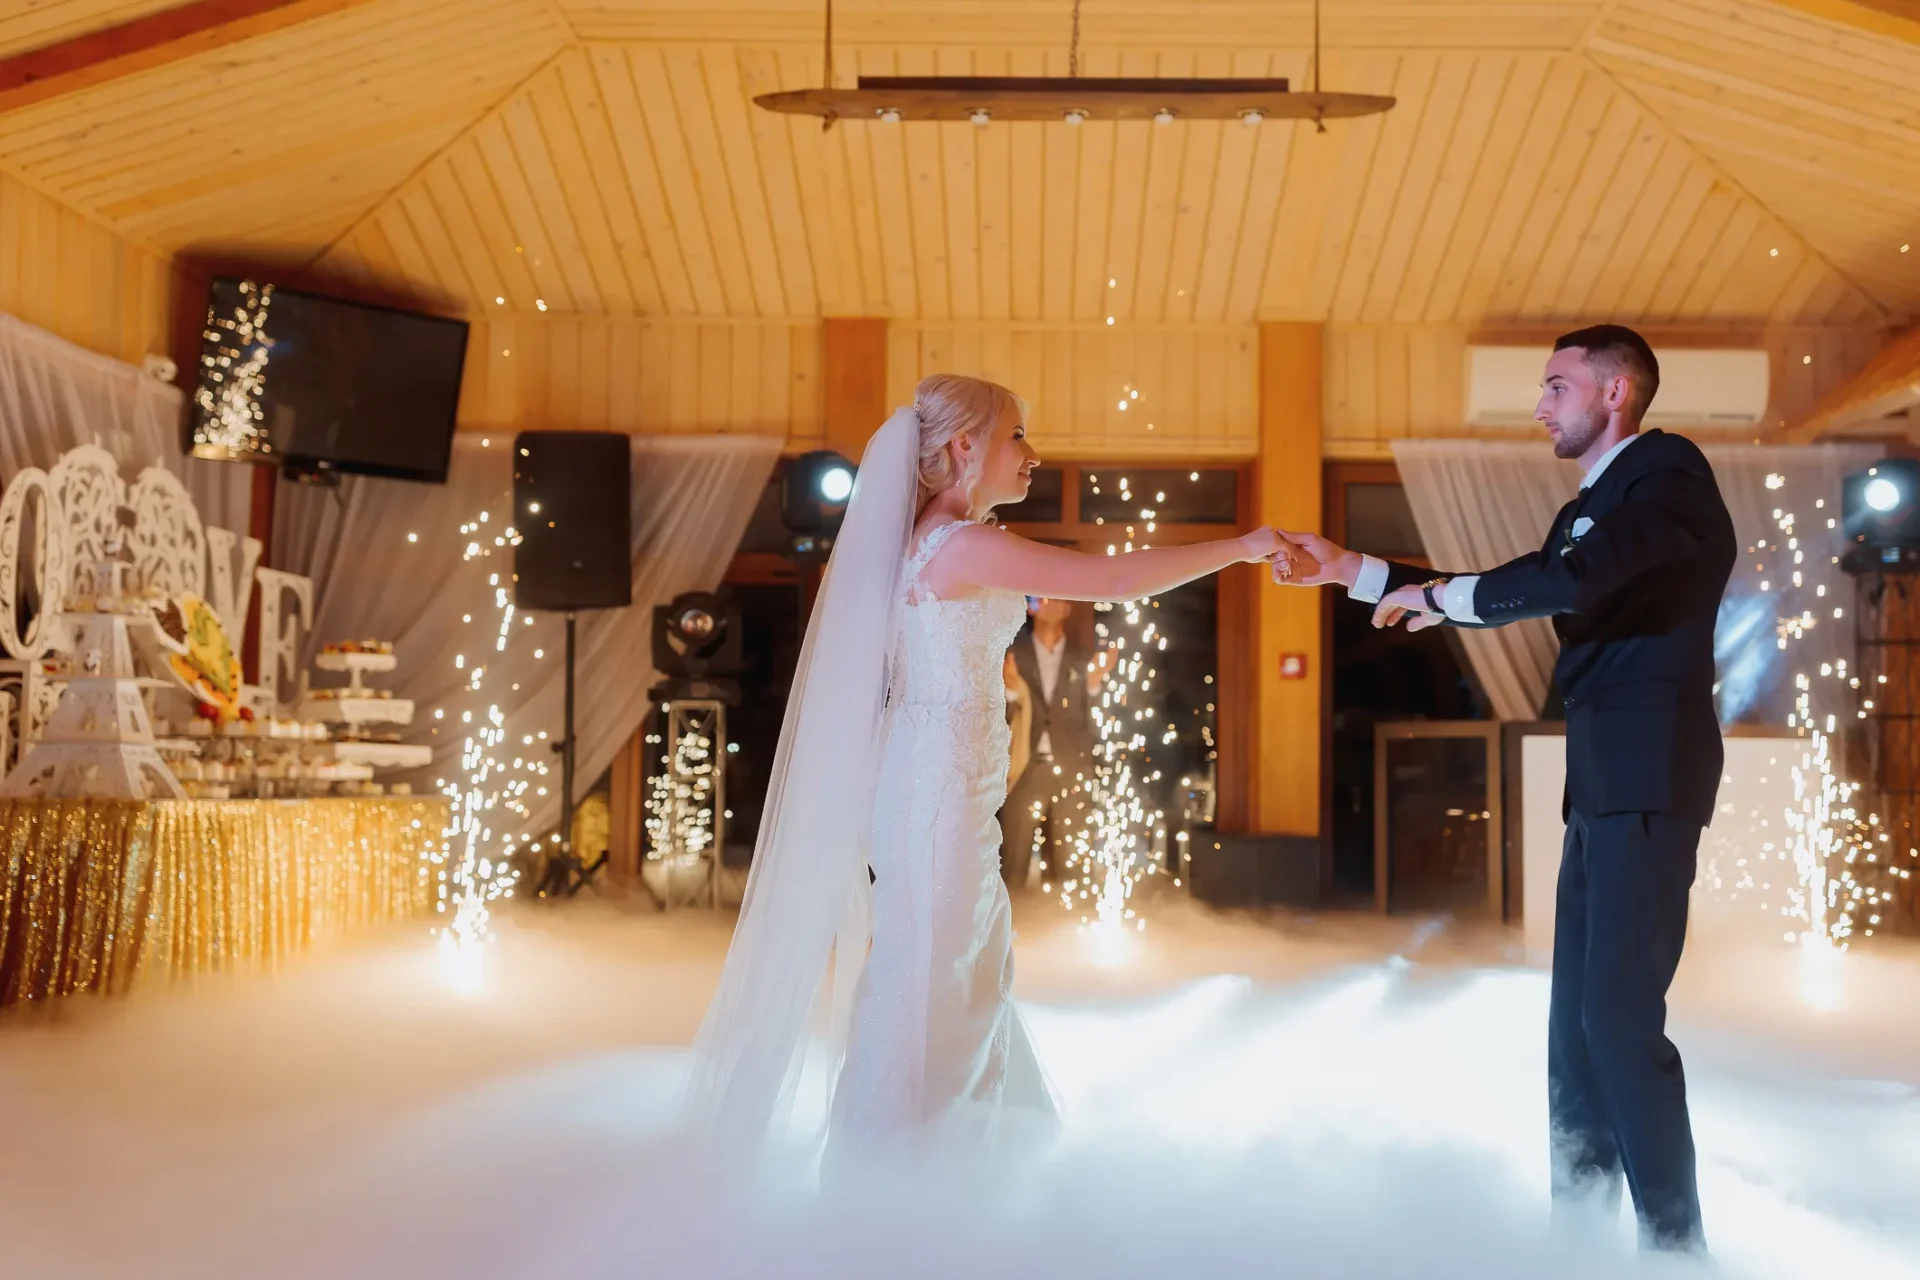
274;432;779;825
1391;438;1884;722
0;312;250;530
1388;441;1575;720
0;309;777;836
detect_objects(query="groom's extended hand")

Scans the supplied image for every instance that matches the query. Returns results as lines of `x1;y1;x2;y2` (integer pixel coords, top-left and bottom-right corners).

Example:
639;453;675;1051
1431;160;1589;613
1271;531;1358;589
1271;533;1447;632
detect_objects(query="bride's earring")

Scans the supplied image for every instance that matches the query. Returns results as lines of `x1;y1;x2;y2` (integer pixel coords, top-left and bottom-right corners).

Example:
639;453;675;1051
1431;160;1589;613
953;438;982;511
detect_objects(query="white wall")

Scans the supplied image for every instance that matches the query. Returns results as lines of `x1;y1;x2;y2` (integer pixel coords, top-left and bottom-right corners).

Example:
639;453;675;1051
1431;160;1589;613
1519;733;1810;965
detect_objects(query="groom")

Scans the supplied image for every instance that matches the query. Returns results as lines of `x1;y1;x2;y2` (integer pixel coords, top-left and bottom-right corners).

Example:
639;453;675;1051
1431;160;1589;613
1281;325;1734;1254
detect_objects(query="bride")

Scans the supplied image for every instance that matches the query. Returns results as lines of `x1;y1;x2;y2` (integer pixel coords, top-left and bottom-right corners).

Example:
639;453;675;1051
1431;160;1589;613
683;374;1302;1166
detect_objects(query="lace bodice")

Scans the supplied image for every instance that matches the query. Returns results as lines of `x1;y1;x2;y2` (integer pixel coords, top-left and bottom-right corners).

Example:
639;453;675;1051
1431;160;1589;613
888;521;1027;712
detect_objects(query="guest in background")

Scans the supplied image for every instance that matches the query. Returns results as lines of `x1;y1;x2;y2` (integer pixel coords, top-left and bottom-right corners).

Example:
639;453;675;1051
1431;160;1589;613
1000;596;1107;889
1003;650;1033;796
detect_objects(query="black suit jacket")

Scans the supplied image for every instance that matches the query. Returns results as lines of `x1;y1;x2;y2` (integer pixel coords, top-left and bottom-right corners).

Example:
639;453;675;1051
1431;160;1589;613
1010;630;1096;768
1377;430;1737;826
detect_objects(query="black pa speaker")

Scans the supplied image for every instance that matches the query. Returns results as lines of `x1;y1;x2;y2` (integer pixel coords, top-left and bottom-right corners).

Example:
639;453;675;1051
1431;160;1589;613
512;432;632;612
1187;834;1321;909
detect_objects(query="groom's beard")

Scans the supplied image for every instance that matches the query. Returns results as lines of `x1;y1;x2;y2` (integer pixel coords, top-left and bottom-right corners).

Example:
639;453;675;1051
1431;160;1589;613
1551;401;1609;460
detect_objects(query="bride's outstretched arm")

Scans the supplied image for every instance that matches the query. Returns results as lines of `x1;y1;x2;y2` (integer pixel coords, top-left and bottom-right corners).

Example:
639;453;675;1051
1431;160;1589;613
922;523;1295;603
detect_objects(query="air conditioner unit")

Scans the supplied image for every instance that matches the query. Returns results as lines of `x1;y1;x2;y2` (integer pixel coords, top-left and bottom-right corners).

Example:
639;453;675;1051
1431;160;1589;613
1465;346;1771;431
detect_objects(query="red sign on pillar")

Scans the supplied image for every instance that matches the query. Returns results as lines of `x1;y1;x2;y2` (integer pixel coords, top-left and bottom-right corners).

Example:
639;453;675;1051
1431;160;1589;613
1279;652;1308;680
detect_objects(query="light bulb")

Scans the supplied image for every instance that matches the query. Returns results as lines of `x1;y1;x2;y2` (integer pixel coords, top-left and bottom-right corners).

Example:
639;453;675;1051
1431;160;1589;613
1240;108;1265;125
1064;109;1087;125
969;108;990;126
876;107;901;123
1153;108;1175;125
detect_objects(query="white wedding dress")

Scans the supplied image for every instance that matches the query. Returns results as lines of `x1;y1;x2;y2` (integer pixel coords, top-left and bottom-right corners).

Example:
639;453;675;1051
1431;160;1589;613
824;519;1057;1165
683;410;1054;1166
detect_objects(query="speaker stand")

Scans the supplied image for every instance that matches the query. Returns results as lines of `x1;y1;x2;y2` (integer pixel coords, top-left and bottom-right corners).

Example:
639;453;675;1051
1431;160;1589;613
536;612;604;898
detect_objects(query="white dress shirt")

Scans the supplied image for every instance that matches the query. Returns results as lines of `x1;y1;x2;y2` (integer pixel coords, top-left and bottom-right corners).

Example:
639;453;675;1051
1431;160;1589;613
1032;632;1067;756
1349;432;1644;622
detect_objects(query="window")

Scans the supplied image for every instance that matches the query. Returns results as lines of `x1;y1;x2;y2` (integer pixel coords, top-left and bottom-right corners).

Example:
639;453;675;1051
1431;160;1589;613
1343;483;1425;560
1079;469;1237;525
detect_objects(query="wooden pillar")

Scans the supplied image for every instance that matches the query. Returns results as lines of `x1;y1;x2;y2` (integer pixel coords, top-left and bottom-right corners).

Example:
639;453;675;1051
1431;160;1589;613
1214;468;1255;833
1251;322;1324;835
821;317;889;461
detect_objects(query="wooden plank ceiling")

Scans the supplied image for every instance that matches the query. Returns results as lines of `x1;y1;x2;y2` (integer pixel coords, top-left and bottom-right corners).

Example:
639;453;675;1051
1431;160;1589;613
0;3;187;60
0;0;1913;326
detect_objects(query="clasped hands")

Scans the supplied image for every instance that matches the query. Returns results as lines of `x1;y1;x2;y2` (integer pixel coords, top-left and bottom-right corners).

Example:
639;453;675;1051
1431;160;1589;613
1254;529;1446;633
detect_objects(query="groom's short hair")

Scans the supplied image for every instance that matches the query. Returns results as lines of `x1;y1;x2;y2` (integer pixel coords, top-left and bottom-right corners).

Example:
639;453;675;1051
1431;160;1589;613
1554;324;1660;424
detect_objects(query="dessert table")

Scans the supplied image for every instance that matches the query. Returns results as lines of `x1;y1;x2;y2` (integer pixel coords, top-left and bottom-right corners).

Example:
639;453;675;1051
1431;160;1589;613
0;796;447;1010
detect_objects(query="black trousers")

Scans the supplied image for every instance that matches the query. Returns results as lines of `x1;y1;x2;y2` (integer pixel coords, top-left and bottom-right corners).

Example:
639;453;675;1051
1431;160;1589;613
999;756;1090;888
1549;809;1704;1252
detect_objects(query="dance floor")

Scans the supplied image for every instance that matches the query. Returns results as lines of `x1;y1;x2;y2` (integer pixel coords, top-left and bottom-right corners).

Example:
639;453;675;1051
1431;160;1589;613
0;894;1915;1279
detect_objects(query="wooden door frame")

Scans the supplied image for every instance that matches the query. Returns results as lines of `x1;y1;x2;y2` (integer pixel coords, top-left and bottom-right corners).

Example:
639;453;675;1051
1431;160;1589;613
1322;460;1433;897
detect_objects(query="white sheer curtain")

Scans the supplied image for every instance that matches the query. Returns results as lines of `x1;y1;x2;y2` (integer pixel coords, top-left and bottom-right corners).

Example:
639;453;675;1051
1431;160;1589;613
1390;441;1576;719
1390;438;1883;722
272;432;780;821
0;312;250;530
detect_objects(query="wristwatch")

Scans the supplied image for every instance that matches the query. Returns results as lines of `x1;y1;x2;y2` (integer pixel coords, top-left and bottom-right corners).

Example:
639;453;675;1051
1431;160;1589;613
1420;577;1449;615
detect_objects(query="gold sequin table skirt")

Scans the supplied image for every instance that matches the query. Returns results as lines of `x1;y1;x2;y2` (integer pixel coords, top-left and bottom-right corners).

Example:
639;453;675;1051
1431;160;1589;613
0;798;447;1011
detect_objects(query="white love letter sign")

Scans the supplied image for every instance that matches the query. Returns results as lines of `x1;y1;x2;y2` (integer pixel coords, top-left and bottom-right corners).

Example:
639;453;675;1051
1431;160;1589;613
127;466;207;599
0;468;70;661
204;526;263;644
0;445;324;776
254;567;314;717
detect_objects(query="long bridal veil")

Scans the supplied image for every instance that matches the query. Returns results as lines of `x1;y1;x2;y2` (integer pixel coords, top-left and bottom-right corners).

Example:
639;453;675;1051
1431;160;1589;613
681;408;919;1153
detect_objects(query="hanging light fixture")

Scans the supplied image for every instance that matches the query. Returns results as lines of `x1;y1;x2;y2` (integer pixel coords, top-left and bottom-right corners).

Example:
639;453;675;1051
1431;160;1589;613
754;0;1393;129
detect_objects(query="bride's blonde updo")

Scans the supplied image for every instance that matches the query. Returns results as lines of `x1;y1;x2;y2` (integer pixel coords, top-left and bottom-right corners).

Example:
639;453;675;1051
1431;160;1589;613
913;373;1024;510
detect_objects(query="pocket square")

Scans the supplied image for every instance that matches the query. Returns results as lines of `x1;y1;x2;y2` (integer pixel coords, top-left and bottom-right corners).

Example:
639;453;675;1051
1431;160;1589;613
1561;515;1594;557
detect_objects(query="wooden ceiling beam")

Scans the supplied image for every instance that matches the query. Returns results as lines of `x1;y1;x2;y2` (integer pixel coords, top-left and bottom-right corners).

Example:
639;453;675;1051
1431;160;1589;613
1784;326;1920;442
1765;0;1920;46
0;0;387;115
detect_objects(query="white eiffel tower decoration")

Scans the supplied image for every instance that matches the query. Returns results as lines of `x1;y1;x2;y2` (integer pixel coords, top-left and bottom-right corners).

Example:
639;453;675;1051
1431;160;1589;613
0;551;183;800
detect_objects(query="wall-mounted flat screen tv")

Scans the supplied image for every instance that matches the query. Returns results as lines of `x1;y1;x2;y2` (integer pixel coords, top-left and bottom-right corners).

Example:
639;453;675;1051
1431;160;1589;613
190;278;468;484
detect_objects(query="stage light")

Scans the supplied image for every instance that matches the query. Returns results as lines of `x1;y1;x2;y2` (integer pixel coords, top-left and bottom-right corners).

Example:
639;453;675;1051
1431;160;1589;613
652;591;741;687
782;450;856;560
1841;459;1920;574
818;463;854;503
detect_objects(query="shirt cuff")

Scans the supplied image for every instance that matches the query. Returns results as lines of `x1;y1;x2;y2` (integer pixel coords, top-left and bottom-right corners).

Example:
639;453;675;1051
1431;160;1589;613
1349;555;1389;604
1441;574;1482;624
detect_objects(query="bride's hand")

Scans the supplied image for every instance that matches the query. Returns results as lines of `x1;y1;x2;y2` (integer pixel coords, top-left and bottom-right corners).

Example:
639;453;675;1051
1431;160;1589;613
1270;539;1318;584
1238;527;1320;583
1237;526;1284;566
